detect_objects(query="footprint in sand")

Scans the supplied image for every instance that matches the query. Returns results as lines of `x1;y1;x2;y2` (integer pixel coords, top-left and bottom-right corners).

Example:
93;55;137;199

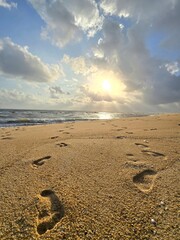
51;136;59;139
1;137;13;140
32;156;51;168
116;136;126;139
141;150;165;157
36;190;64;235
135;143;149;148
56;142;68;147
133;169;157;193
135;142;166;158
117;128;123;131
126;153;137;160
126;131;133;134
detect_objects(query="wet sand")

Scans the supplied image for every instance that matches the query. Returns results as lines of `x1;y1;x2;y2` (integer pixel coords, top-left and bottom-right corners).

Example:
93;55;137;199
0;114;180;239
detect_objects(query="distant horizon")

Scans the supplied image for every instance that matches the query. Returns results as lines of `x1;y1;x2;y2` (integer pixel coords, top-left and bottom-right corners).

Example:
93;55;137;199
0;108;179;115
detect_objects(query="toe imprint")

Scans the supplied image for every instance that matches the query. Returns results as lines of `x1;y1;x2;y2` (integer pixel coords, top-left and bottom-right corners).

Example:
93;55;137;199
56;142;68;147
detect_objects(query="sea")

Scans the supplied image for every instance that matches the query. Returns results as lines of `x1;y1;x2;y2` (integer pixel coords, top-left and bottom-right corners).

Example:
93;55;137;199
0;109;148;128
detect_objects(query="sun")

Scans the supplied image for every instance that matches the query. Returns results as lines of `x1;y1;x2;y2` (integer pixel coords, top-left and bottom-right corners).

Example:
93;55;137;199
102;80;111;91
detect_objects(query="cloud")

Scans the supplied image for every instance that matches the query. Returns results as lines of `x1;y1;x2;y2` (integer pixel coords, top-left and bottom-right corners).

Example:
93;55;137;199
100;0;174;20
0;88;71;109
88;0;180;109
80;85;129;104
0;0;17;9
29;0;103;47
0;38;64;82
2;0;178;112
49;86;69;99
164;62;180;75
62;54;96;76
0;89;44;108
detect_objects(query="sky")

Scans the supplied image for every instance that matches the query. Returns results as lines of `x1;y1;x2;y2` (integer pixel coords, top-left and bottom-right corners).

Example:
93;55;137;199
0;0;180;113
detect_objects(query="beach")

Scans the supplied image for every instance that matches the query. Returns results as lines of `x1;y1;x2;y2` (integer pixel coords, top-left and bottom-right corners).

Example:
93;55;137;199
0;114;179;239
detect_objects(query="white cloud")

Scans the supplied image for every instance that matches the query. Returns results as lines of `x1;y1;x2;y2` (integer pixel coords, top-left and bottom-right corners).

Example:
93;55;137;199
62;54;97;76
0;89;45;109
0;0;17;9
29;0;103;47
0;88;72;109
165;62;180;75
0;38;64;82
63;0;103;38
80;85;124;103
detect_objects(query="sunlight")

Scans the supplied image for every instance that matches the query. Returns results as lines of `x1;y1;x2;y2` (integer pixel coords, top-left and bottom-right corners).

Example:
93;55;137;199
102;80;111;91
87;70;127;100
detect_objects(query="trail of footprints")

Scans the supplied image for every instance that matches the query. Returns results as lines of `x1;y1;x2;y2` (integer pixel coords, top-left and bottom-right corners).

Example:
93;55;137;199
31;142;68;168
1;131;13;140
36;190;64;235
31;141;68;235
126;142;166;193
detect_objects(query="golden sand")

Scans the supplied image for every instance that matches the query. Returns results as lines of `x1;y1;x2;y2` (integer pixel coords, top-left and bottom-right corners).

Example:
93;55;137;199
0;114;179;239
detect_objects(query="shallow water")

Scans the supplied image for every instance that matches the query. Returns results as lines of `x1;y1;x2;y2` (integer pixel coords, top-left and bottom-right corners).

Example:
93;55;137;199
0;109;148;127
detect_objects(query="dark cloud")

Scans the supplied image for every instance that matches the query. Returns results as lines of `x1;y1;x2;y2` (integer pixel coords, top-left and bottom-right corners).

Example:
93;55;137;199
0;38;63;82
49;86;69;99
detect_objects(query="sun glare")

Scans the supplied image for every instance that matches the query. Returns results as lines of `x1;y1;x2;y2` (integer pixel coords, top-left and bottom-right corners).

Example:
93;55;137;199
102;80;111;91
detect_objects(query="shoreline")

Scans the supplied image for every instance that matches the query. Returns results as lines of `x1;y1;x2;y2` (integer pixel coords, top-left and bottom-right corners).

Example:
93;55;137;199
0;114;179;239
0;112;179;129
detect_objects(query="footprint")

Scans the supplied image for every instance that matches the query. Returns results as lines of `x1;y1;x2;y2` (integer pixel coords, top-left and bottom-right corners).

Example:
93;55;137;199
32;156;51;168
150;128;157;131
126;153;136;160
116;136;126;139
135;143;149;148
141;150;165;157
1;137;13;140
126;132;133;134
51;136;59;139
56;142;68;147
133;169;157;193
36;190;64;235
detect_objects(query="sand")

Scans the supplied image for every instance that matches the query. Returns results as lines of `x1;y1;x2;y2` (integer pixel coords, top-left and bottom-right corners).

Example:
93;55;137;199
0;114;179;240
